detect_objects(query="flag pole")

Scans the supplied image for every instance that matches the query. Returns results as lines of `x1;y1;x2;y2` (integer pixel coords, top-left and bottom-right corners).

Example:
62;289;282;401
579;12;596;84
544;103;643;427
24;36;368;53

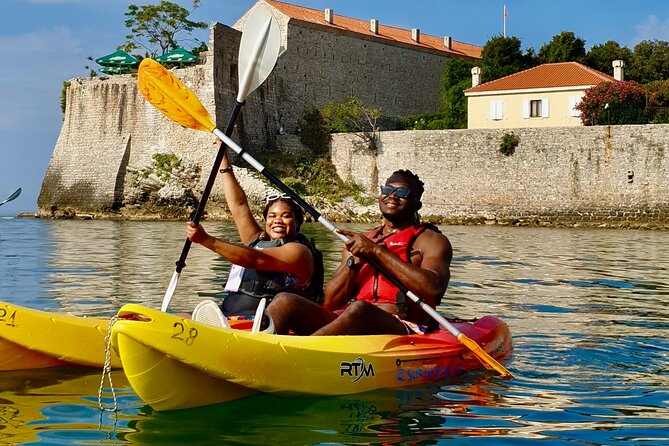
503;5;507;37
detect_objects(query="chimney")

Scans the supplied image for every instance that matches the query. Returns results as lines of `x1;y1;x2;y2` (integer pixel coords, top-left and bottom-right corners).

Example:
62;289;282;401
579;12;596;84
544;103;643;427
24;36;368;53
411;28;420;43
471;67;482;87
444;36;452;50
370;18;379;34
324;8;333;24
613;60;624;81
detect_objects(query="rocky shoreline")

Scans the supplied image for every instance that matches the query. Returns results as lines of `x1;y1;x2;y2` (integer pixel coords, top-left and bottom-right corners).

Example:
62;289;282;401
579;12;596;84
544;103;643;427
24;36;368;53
22;208;669;231
29;160;669;230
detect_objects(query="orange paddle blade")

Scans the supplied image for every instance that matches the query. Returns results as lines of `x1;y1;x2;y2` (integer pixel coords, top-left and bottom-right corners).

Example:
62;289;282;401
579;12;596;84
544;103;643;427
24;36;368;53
458;333;513;378
137;58;215;132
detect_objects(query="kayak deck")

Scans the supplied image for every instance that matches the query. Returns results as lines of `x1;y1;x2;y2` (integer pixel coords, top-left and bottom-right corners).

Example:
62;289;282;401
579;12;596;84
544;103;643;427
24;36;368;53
0;300;121;371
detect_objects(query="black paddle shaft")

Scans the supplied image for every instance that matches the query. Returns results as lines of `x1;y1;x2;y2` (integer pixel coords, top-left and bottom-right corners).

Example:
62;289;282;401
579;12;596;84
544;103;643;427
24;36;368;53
174;100;245;273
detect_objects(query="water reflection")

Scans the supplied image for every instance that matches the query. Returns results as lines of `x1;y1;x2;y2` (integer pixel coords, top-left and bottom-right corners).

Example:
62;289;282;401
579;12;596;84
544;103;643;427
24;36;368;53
0;368;132;445
1;219;668;444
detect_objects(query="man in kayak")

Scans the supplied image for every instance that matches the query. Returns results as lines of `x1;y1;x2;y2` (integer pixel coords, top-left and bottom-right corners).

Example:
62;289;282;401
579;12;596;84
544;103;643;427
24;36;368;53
186;139;323;318
266;169;452;335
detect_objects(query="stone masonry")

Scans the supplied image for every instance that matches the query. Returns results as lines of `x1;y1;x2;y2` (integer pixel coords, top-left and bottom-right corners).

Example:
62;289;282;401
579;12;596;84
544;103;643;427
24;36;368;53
331;124;669;225
38;2;469;216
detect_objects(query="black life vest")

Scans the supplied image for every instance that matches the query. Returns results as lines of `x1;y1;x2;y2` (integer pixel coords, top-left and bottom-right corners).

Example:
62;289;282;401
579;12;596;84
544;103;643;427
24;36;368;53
228;232;324;303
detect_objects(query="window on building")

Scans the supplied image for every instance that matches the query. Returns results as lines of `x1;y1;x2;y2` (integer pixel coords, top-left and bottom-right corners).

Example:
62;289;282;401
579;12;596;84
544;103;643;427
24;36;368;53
523;99;550;118
530;100;542;117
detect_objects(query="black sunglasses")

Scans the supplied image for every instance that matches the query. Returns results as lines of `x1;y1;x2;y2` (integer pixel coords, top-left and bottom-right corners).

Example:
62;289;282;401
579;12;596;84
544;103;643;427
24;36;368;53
380;185;411;198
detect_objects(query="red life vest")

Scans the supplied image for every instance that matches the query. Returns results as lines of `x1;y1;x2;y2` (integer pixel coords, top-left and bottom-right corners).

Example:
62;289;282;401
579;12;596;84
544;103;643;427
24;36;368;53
354;225;428;307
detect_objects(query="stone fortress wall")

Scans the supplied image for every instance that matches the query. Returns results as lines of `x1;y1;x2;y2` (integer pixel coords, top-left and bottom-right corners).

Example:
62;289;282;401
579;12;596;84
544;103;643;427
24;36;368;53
38;8;453;215
331;125;669;225
37;4;669;225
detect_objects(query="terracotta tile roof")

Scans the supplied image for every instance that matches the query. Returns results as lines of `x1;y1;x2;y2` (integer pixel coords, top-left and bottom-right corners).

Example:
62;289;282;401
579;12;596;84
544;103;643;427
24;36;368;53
465;62;614;94
265;0;481;59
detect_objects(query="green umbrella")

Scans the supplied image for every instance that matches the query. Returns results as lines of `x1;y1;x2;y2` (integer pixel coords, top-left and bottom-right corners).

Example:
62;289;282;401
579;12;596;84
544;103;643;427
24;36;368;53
95;50;139;68
156;47;198;67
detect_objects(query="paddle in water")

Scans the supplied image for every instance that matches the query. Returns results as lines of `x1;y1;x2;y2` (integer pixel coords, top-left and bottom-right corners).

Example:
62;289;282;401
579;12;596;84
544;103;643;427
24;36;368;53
137;5;281;312
0;188;21;207
137;63;513;379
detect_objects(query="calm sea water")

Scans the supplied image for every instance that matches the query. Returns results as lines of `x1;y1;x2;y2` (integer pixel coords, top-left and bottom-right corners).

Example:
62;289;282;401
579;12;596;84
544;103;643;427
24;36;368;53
0;217;668;445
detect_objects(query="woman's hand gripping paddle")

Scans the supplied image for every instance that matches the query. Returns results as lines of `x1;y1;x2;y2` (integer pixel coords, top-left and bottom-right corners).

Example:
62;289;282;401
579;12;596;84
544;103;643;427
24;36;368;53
0;188;21;207
137;5;281;312
139;43;513;379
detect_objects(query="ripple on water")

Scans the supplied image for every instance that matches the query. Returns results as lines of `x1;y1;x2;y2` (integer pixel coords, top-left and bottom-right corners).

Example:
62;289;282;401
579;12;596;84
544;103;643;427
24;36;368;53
0;221;668;444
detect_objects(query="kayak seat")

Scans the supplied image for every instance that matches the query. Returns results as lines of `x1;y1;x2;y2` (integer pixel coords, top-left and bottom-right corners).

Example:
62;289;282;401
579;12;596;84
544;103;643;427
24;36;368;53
251;298;275;334
193;300;230;328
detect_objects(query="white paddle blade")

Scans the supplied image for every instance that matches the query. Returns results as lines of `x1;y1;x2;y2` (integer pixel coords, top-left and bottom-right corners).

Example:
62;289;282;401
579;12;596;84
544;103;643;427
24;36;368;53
237;5;281;102
161;270;180;311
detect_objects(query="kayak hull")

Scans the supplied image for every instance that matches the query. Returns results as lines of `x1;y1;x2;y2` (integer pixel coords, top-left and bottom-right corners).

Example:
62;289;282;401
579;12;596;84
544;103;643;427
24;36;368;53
0;300;121;371
112;304;513;411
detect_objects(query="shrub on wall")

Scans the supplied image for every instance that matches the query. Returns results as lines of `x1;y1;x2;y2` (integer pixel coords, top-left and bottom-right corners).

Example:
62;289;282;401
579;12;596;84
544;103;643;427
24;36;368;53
400;112;450;130
60;82;71;114
576;81;646;125
255;152;374;206
499;132;520;156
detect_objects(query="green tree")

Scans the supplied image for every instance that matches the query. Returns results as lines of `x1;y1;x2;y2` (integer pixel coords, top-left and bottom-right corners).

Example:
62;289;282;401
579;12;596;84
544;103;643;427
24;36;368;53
585;41;632;75
481;35;533;82
322;97;380;133
627;40;669;83
645;79;669;123
538;31;586;63
441;58;475;128
120;0;207;58
646;79;669;107
575;81;646;126
322;97;381;153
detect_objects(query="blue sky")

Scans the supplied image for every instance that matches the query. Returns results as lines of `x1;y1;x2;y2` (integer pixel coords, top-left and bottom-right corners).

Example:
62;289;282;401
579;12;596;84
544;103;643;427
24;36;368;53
0;0;668;215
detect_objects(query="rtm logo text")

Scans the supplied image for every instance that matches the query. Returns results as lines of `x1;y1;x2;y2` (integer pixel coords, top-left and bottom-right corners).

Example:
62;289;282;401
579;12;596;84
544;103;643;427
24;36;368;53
340;358;375;383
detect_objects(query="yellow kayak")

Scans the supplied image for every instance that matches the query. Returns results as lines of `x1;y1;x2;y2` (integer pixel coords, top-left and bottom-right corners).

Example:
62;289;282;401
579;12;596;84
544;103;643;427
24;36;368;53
112;303;513;411
0;300;121;371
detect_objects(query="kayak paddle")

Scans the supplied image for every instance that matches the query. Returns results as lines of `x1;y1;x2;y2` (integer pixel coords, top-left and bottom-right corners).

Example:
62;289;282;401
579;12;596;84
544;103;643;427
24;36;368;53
138;60;513;379
0;188;21;207
138;5;281;312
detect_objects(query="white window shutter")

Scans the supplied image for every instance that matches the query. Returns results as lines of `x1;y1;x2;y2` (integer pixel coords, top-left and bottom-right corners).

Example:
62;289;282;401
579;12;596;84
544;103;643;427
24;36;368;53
569;96;581;117
522;100;530;118
541;99;550;118
490;101;502;120
496;101;503;120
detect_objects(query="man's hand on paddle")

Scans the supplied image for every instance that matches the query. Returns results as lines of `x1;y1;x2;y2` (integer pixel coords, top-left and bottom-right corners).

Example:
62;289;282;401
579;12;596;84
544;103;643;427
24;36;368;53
337;227;395;261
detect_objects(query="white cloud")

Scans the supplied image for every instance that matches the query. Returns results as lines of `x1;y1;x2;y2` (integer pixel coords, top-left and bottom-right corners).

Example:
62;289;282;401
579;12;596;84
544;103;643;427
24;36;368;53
632;15;669;45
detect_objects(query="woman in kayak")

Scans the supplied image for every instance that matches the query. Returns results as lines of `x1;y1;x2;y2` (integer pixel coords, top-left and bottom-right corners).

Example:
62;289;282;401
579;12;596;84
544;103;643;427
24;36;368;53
186;139;323;319
266;169;452;335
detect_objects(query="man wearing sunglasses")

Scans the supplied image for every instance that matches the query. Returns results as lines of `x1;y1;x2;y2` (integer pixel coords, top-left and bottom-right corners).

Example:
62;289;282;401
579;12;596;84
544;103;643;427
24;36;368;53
266;169;453;336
